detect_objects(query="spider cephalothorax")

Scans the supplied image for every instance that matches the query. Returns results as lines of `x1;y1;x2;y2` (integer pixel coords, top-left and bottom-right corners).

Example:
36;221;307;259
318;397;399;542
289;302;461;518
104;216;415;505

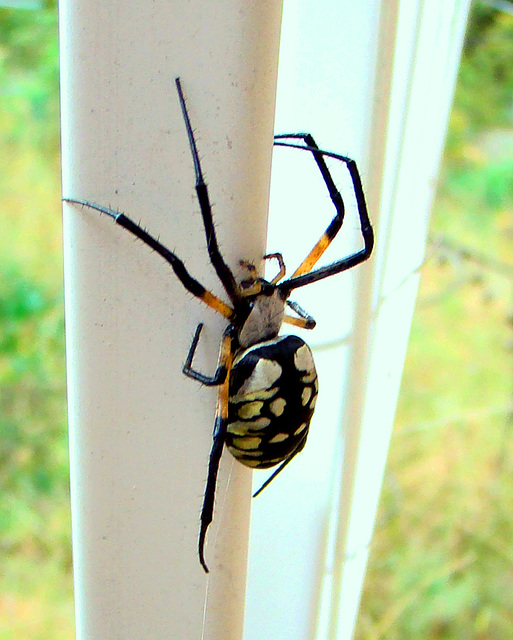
64;77;374;572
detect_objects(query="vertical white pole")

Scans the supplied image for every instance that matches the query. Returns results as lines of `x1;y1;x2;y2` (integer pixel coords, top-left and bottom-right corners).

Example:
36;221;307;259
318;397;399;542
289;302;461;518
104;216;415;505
330;2;472;638
60;2;282;638
244;1;383;637
244;1;471;639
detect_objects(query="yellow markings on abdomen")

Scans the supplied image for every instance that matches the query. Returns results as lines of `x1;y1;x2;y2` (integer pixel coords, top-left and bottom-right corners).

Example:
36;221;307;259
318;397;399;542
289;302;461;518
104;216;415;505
229;436;262;451
269;433;290;444
269;397;286;416
238;401;264;419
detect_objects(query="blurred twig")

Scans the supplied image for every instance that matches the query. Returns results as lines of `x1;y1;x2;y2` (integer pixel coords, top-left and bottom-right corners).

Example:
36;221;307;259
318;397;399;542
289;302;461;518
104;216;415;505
415;234;513;308
430;234;513;280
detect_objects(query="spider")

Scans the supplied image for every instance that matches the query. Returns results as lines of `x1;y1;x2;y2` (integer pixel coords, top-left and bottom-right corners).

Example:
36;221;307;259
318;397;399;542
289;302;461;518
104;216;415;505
64;77;374;573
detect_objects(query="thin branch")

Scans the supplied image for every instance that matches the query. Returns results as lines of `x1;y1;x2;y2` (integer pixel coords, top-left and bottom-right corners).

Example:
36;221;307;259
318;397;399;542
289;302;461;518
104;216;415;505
430;234;513;281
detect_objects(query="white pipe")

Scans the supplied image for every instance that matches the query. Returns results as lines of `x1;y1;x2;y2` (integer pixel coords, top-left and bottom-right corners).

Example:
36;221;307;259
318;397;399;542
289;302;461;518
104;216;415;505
60;1;283;638
243;1;471;639
244;1;381;638
329;1;472;638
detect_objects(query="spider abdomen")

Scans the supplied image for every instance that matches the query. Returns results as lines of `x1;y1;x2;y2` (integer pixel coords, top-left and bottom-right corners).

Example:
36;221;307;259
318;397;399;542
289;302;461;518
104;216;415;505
226;335;318;469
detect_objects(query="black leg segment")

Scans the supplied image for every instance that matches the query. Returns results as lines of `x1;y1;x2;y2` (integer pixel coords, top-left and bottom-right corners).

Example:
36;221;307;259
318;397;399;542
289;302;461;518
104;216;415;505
197;328;233;573
175;78;240;306
62;198;234;320
183;323;230;386
273;138;374;293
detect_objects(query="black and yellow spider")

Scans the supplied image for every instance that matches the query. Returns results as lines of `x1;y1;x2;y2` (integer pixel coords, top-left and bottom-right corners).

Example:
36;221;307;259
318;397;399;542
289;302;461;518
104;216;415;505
64;77;374;573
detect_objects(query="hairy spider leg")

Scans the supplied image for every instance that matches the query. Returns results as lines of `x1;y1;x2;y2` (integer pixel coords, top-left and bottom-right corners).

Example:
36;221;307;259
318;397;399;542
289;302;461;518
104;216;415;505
190;328;234;573
175;78;240;306
273;136;374;293
183;323;231;386
282;299;316;330
274;133;346;279
265;252;286;284
62;199;234;320
239;253;287;298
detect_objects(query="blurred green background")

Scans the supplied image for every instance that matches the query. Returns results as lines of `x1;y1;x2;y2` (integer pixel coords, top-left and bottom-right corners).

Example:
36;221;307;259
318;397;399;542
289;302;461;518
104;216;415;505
0;1;72;637
1;1;512;638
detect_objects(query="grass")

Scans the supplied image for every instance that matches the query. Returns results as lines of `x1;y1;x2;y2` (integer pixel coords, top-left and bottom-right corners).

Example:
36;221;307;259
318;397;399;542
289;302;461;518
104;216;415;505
355;155;513;638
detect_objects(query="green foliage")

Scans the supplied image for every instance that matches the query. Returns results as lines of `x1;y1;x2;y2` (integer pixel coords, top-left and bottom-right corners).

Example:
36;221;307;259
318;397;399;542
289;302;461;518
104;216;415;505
0;3;72;634
446;5;513;160
0;0;60;150
0;257;72;633
0;265;67;501
439;157;513;233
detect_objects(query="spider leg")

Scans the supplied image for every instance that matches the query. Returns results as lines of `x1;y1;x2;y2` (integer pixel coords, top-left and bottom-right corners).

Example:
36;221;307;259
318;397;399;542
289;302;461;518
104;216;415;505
198;330;234;573
274;133;347;279
283;315;315;329
183;323;230;386
63;198;234;320
283;299;316;330
239;253;287;298
273;136;374;293
264;253;286;284
252;432;308;498
175;78;240;306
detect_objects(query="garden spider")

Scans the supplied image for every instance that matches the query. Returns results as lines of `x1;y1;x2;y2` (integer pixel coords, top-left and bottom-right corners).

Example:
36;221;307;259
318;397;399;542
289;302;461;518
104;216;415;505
64;77;374;573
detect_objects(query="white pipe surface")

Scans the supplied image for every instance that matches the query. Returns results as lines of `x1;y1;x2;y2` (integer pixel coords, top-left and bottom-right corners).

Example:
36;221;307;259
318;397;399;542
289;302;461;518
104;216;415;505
244;1;471;639
60;2;283;638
